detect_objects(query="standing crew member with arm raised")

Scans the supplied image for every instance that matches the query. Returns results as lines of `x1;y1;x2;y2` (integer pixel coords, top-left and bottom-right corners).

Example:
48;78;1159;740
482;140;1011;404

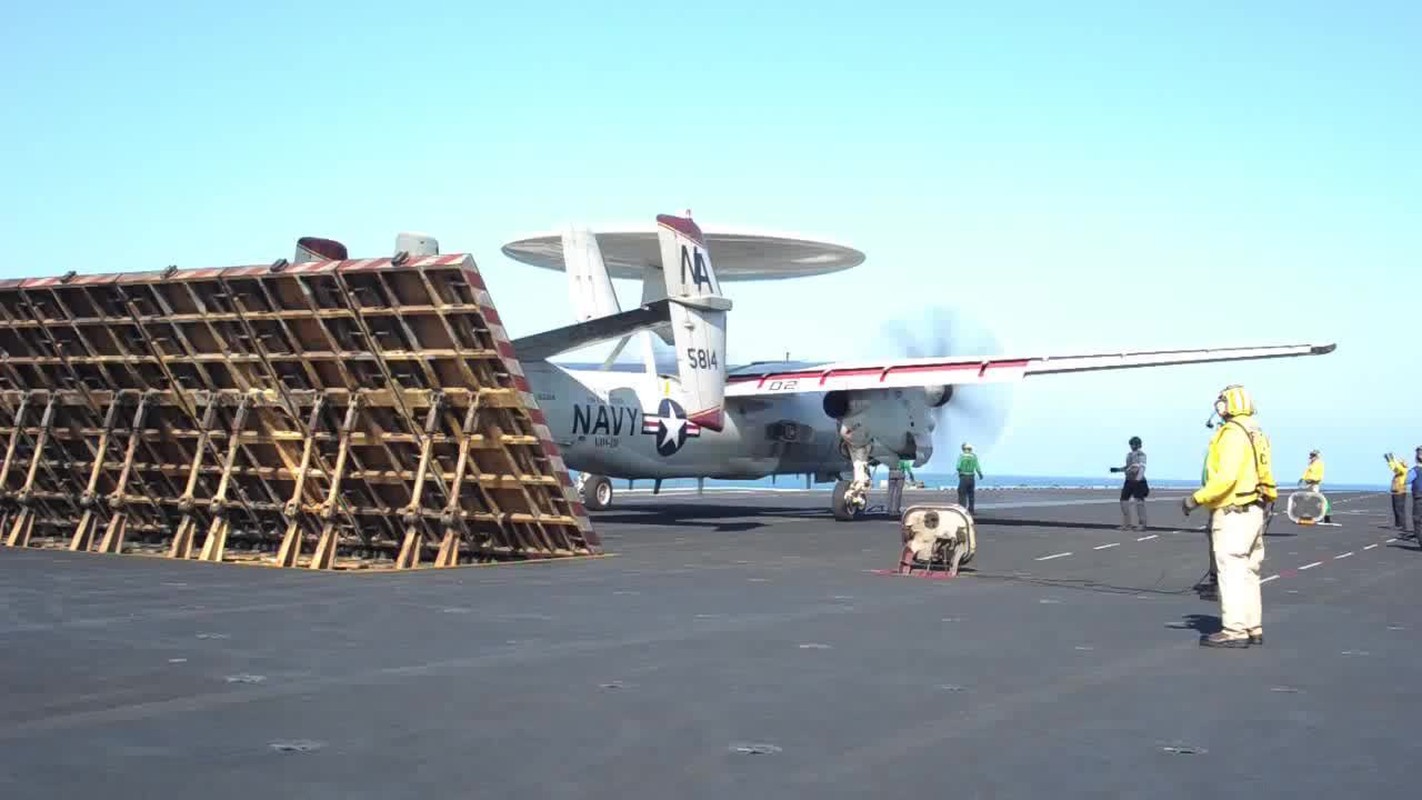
1182;385;1273;648
1110;436;1149;531
955;443;983;516
1386;453;1411;534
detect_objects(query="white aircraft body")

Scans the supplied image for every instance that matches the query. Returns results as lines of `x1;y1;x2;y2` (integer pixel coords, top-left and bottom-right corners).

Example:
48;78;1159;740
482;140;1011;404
492;212;1336;520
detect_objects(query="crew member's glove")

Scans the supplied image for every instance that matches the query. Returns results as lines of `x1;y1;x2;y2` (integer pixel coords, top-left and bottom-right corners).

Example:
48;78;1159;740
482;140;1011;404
1181;495;1199;516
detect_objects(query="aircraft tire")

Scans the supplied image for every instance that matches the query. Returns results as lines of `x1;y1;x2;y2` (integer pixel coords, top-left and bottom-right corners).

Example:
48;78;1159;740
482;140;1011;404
582;475;613;510
831;479;861;522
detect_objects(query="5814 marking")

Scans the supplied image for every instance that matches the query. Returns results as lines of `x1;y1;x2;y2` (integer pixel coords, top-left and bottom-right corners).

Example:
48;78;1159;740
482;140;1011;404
686;348;718;369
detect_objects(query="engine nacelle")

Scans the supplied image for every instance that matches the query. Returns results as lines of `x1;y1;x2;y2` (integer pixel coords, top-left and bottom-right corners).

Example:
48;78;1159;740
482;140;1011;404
924;385;953;408
823;388;936;466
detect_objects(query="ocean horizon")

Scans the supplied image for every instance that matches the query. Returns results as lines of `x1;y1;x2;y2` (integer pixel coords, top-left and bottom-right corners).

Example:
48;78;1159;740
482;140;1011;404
571;471;1389;493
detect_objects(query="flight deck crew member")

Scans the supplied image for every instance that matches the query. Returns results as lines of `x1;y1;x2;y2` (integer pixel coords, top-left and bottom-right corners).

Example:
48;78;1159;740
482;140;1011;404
956;443;983;515
1111;436;1149;531
1182;384;1275;648
1386;453;1410;532
1409;448;1422;537
1301;449;1331;523
900;458;916;485
886;462;906;517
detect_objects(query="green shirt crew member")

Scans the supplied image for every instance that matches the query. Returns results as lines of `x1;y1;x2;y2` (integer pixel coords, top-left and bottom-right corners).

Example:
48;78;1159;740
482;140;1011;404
955;443;983;515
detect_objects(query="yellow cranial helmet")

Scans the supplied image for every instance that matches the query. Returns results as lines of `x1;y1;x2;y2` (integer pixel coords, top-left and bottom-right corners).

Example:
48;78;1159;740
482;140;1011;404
1215;384;1254;418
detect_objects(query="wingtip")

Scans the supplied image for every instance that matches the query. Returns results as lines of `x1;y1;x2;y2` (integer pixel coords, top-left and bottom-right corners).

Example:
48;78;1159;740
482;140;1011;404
1312;343;1338;355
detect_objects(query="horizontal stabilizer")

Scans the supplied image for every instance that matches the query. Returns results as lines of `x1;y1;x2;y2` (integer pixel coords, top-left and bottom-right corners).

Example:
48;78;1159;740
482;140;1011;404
512;300;673;362
725;342;1337;396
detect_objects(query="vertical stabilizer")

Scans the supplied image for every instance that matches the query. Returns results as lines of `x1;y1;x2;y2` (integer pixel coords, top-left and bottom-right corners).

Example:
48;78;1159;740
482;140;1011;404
655;212;731;431
639;266;674;346
563;226;621;322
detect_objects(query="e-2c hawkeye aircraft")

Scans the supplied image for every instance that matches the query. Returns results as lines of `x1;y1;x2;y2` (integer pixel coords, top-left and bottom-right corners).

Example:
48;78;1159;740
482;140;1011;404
497;212;1335;521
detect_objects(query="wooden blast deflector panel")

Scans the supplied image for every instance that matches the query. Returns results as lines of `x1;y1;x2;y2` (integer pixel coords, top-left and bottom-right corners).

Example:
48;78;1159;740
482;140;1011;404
0;253;600;570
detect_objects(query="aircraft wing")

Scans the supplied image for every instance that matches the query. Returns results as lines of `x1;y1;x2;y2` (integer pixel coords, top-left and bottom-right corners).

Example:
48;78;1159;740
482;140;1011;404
723;343;1337;396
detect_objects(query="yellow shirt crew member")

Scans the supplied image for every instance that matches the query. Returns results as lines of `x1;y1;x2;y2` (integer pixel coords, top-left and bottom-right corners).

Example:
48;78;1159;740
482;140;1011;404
1300;451;1330;522
1386;453;1410;531
1302;454;1324;485
1194;420;1273;511
1183;384;1273;648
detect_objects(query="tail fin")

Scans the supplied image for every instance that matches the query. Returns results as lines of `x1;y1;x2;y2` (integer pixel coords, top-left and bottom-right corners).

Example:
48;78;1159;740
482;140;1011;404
563;226;621;322
655;212;731;431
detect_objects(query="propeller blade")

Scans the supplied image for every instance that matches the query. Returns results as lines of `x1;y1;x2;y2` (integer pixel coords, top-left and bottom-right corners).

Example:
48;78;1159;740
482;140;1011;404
875;306;1015;460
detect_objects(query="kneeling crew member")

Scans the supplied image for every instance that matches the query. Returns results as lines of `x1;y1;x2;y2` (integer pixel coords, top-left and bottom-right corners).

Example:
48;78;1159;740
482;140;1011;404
1183;384;1275;648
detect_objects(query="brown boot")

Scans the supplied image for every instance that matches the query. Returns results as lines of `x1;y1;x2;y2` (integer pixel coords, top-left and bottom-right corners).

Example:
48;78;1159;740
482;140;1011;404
1199;632;1249;648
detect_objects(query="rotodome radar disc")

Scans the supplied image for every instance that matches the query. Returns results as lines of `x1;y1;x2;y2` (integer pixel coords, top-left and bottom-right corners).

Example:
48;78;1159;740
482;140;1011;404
501;224;865;281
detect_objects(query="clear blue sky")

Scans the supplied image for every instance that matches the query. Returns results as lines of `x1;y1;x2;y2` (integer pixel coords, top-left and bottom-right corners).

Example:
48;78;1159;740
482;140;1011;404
3;1;1417;485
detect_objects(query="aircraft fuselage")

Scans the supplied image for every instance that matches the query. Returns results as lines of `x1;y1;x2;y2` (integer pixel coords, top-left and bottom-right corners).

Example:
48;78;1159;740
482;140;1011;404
523;361;849;481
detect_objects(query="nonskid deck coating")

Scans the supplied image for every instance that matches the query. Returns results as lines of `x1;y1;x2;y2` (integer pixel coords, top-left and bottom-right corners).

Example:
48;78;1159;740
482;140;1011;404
0;487;1418;799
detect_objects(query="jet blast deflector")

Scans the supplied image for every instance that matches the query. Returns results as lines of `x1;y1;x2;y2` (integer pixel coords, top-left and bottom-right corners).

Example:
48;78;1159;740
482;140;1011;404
0;249;599;570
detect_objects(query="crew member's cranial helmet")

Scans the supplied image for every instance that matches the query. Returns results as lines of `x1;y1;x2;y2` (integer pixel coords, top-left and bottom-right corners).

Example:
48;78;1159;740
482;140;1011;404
1216;384;1254;418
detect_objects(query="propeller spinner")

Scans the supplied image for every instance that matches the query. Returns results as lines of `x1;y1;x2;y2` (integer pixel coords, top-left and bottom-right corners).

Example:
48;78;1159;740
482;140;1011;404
877;306;1015;460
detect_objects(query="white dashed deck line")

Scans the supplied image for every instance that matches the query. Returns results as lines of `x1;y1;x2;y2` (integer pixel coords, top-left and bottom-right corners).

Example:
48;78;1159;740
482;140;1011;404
1027;500;1399;578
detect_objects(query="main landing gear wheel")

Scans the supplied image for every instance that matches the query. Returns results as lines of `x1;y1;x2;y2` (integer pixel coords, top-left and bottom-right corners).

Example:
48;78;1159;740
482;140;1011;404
832;479;866;521
579;475;613;511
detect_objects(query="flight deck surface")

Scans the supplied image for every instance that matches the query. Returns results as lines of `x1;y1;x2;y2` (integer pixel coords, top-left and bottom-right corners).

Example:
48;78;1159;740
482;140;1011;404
1;487;1419;798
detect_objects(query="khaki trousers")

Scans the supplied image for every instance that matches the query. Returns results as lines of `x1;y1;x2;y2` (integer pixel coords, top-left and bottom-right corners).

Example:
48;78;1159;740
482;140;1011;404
1210;504;1265;637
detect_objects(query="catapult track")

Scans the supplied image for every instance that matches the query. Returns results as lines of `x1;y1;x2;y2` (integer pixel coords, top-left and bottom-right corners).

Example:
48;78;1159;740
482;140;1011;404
0;252;599;571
